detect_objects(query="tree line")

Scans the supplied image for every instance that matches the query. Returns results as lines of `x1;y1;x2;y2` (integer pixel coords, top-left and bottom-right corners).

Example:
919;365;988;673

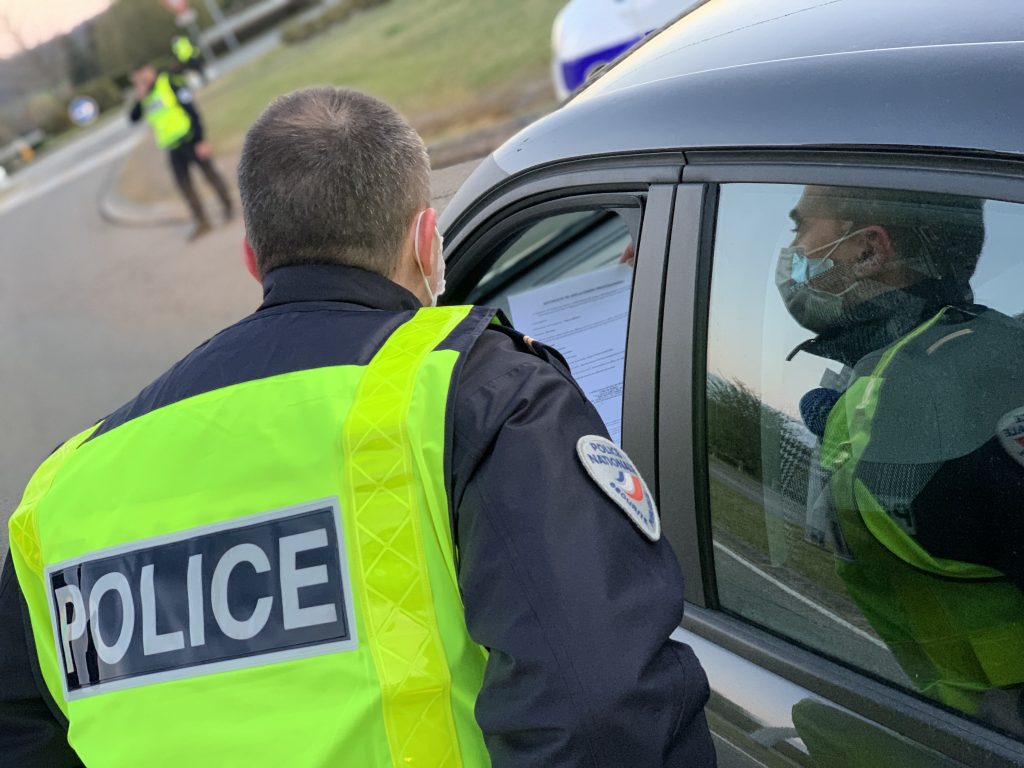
0;0;271;153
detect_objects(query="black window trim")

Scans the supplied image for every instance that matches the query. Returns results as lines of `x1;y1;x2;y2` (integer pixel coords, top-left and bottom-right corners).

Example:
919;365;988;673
659;183;716;607
442;151;684;255
623;184;675;487
663;151;1024;765
681;149;1024;204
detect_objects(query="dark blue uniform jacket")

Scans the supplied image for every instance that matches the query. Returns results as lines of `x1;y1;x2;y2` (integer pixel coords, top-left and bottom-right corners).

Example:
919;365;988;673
0;264;713;767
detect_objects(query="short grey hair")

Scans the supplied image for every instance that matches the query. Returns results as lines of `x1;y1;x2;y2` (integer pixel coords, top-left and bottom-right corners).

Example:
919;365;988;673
238;87;430;276
806;186;986;283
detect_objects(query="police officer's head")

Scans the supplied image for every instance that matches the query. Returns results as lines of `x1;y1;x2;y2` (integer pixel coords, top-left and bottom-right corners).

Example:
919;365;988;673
130;65;158;98
238;87;442;306
777;185;985;333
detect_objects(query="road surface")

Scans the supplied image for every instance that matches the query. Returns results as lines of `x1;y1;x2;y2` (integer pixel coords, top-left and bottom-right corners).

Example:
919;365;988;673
0;138;258;558
0;107;481;568
0;23;342;557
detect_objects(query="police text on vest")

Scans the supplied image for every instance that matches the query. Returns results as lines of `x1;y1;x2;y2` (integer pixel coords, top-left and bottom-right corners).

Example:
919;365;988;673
46;499;357;700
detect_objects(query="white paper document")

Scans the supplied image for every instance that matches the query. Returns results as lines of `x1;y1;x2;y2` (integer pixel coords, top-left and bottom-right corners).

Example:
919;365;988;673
507;265;632;444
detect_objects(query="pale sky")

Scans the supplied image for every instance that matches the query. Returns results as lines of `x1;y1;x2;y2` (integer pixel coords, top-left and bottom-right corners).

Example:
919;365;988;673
0;0;111;58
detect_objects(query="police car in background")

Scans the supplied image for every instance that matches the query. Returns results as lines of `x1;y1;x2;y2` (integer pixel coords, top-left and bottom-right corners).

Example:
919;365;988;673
443;0;1024;764
551;0;706;99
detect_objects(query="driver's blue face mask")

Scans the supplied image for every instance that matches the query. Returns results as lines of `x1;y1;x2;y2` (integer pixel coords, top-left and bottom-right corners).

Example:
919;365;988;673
785;247;837;284
780;223;862;284
775;223;869;334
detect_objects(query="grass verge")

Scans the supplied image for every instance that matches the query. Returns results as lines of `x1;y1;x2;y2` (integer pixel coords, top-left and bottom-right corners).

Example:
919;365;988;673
709;461;873;631
118;0;563;204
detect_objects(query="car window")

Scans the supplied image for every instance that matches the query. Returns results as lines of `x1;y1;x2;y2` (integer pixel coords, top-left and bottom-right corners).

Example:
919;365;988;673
466;208;635;443
704;182;1024;741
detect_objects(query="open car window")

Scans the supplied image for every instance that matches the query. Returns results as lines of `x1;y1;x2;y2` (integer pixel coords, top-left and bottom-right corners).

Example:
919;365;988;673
463;207;636;443
467;210;633;314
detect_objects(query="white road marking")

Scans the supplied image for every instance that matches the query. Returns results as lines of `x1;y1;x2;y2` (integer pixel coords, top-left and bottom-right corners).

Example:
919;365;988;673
0;134;140;218
670;542;887;649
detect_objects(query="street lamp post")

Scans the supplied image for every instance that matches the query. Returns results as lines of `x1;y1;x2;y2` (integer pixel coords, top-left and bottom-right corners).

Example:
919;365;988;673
161;0;240;60
201;0;241;52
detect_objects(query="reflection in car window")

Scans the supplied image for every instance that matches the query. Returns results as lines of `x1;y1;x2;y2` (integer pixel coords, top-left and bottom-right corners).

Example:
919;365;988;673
467;209;634;442
705;183;1024;742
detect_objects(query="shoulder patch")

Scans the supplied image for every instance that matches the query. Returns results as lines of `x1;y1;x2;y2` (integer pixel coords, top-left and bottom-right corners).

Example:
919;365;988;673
996;406;1024;468
576;436;660;541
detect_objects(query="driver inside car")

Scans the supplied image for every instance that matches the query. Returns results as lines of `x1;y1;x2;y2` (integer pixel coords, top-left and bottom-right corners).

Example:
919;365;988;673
775;185;1024;735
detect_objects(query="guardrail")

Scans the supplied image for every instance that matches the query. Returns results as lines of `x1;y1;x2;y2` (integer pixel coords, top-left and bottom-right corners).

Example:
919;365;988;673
199;0;307;50
0;129;45;167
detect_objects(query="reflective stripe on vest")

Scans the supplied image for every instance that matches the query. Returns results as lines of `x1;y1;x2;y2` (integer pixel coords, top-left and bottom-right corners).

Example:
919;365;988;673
345;307;476;766
142;72;193;150
8;306;492;766
822;307;1024;713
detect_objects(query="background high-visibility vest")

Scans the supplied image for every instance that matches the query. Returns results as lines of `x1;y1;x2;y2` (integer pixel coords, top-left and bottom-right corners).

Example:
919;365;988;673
822;307;1024;714
141;72;193;150
8;306;494;767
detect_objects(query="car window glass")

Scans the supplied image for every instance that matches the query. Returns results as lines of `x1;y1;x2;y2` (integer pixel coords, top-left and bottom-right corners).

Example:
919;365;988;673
705;182;1024;740
466;209;635;442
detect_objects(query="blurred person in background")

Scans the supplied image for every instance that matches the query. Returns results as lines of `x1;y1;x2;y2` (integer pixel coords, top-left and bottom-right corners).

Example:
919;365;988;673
129;64;232;241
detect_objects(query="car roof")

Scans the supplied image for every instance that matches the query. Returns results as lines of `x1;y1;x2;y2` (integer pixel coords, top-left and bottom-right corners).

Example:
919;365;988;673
442;0;1024;229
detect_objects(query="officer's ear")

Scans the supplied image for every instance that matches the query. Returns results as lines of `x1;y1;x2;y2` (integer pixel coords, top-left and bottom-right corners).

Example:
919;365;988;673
852;225;895;278
242;237;261;283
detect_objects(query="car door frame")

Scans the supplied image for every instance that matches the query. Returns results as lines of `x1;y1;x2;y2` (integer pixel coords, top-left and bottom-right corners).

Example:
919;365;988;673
443;152;685;488
659;148;1024;767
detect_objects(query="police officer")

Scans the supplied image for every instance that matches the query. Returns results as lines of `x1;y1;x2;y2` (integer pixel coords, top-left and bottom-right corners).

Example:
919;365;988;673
171;35;206;83
129;65;232;241
0;87;714;766
777;185;1024;733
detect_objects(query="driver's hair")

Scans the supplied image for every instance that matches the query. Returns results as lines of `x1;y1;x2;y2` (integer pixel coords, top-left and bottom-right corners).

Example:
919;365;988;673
804;186;986;283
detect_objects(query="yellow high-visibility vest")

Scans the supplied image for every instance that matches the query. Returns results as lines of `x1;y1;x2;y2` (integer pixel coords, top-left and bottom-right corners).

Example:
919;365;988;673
142;72;193;150
9;305;494;766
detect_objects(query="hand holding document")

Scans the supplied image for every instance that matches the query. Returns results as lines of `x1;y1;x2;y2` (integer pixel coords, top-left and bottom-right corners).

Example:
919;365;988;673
507;264;632;444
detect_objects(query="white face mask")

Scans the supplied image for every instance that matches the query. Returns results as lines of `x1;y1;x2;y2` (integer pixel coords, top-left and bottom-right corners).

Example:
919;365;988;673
414;210;446;307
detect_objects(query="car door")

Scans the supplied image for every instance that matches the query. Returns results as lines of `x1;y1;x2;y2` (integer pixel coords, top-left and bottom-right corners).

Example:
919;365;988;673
442;153;681;467
660;151;1024;766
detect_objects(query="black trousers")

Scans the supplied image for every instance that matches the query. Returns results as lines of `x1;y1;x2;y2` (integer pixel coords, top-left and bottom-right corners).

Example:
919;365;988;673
168;141;232;225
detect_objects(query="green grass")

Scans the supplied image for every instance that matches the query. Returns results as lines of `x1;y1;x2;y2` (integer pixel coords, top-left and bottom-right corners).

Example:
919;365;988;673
709;466;851;603
709;475;771;552
199;0;563;154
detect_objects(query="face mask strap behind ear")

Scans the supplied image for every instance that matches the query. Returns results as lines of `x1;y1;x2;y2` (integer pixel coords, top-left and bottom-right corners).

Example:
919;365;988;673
785;222;868;285
413;210;435;305
806;221;858;259
411;211;444;309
